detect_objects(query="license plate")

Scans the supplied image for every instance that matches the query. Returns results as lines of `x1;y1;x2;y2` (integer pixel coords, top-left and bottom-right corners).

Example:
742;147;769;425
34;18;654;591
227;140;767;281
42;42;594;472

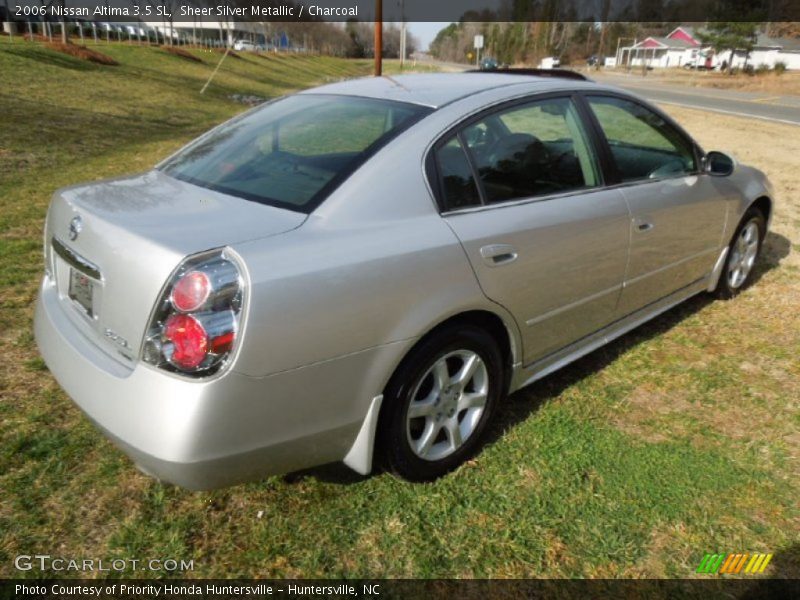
68;267;95;317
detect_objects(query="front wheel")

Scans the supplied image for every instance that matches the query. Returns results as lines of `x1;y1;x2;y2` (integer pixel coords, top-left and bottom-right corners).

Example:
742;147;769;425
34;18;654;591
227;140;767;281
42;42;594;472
714;208;766;299
379;325;504;481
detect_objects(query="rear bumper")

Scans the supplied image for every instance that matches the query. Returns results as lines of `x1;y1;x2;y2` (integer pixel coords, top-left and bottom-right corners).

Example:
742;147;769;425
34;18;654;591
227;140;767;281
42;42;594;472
34;275;396;490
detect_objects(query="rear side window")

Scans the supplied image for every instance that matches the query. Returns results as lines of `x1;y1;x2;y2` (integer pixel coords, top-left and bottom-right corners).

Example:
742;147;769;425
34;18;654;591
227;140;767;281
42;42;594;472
160;95;430;213
462;97;600;205
435;137;481;210
586;95;697;182
433;97;600;210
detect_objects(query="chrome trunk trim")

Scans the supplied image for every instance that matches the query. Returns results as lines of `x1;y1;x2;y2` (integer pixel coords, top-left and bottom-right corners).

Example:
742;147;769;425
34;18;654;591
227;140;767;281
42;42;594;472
52;237;102;280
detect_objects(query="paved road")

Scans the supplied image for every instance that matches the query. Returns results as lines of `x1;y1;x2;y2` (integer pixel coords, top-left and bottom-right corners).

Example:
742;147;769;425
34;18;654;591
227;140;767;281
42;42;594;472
591;72;800;126
413;59;800;125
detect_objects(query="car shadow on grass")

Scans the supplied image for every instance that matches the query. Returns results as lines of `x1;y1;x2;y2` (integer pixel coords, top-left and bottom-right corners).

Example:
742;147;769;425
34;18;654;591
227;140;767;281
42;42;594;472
284;232;791;486
752;230;793;286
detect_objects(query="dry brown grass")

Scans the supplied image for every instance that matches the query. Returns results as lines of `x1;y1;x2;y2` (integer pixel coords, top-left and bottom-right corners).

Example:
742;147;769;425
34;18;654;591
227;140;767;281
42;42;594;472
611;385;693;443
46;42;119;66
618;68;800;96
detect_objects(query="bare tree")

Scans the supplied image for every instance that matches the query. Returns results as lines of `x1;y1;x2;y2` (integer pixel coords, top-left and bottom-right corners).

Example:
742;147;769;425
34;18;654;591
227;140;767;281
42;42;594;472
38;0;52;41
143;0;180;46
57;0;67;44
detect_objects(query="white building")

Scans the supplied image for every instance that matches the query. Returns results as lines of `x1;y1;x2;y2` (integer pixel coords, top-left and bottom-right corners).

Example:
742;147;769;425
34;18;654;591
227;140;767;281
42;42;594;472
618;26;800;71
142;21;266;47
618;27;708;69
717;33;800;70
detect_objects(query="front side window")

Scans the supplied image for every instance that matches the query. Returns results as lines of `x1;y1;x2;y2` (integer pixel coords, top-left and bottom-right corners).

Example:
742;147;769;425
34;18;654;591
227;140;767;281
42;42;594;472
462;97;600;204
160;95;430;213
586;95;697;182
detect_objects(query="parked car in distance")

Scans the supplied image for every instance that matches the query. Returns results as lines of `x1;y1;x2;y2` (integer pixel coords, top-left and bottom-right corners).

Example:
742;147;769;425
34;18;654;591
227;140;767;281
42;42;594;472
35;72;774;489
480;56;499;71
233;40;257;51
587;56;616;68
538;56;561;69
683;59;712;70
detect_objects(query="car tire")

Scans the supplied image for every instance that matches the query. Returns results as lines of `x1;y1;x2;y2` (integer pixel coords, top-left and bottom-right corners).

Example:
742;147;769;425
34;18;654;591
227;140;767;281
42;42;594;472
714;207;766;299
378;325;504;482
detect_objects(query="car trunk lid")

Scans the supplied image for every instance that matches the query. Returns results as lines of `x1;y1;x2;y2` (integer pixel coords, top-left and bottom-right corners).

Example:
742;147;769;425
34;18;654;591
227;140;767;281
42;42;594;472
44;170;305;366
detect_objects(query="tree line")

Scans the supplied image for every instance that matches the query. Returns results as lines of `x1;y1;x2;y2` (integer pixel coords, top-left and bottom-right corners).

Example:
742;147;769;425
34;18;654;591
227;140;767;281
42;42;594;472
4;2;418;58
429;21;800;67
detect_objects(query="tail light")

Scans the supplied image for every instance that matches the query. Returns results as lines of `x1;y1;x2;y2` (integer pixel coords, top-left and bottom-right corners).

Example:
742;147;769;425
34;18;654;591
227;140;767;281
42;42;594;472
141;249;245;376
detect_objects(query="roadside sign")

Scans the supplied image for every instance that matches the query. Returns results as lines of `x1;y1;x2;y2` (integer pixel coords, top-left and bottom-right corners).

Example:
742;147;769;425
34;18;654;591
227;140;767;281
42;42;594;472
474;35;484;50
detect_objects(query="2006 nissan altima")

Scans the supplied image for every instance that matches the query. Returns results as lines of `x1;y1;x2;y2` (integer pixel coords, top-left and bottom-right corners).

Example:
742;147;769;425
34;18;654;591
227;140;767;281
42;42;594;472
35;71;774;488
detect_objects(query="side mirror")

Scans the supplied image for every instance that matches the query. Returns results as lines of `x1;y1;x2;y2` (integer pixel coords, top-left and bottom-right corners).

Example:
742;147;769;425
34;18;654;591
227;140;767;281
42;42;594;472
705;151;735;177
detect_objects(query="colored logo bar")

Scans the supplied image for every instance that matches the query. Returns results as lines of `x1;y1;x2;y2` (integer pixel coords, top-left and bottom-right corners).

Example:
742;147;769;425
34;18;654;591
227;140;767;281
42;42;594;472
696;553;773;574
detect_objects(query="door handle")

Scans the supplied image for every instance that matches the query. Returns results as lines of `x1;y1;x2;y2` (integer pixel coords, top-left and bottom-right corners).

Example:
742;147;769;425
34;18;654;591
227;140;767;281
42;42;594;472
635;219;654;233
480;244;518;266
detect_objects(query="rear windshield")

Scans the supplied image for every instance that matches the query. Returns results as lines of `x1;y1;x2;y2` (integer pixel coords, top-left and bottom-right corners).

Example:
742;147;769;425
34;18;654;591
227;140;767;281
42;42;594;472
159;95;430;213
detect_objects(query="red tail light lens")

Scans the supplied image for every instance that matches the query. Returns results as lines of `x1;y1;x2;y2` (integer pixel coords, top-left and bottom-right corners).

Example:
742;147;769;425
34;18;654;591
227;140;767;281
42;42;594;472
171;271;210;312
210;330;235;354
142;249;244;377
164;314;208;369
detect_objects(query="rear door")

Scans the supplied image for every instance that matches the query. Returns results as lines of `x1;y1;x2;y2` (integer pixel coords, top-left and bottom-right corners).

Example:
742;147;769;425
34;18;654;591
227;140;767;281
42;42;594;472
433;94;631;365
583;94;728;316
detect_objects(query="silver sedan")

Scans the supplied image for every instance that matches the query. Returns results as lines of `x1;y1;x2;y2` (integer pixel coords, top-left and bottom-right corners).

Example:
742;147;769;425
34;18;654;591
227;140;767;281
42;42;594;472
35;72;774;488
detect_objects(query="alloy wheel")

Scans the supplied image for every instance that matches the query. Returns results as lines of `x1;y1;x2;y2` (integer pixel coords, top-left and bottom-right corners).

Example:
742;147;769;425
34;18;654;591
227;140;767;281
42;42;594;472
405;350;489;462
727;221;760;289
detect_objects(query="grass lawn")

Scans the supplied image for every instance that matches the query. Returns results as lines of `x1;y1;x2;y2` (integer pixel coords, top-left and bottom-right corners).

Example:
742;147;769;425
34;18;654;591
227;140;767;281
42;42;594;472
0;41;798;579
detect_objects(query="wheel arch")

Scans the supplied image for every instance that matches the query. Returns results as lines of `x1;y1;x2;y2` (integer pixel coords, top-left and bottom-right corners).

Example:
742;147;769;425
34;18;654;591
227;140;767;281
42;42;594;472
366;308;517;477
343;305;522;476
385;309;519;398
710;196;769;298
749;195;772;227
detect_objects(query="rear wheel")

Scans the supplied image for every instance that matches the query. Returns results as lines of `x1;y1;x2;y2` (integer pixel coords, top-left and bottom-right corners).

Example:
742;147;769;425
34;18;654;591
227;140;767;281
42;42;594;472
714;208;765;299
379;325;503;481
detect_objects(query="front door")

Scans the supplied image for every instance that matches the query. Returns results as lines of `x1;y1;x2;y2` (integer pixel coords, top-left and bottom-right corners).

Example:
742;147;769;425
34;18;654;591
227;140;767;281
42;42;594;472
583;94;728;315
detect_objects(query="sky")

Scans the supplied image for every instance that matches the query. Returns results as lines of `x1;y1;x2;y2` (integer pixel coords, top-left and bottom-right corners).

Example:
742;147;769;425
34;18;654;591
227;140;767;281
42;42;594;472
407;22;451;51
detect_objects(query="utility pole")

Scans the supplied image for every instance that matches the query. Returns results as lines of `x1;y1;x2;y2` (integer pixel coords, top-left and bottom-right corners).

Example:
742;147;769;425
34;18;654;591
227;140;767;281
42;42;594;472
374;0;382;76
399;0;406;68
595;0;611;69
1;0;10;39
596;23;606;70
615;37;635;69
399;23;406;68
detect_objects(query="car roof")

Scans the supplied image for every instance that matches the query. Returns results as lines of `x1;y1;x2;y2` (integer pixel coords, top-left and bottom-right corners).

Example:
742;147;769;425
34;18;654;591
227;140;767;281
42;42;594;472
300;72;597;109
